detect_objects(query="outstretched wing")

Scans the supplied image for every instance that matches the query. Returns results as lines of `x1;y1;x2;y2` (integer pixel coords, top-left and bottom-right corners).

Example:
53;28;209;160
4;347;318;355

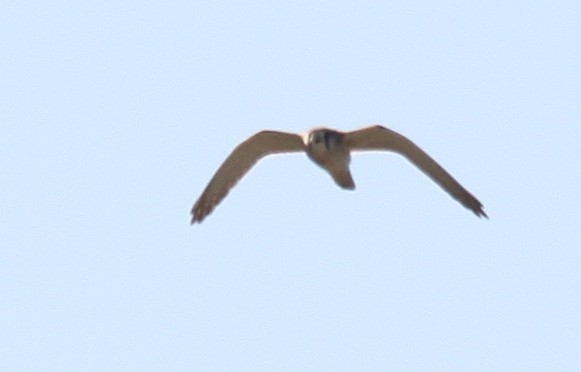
344;125;487;218
191;131;305;223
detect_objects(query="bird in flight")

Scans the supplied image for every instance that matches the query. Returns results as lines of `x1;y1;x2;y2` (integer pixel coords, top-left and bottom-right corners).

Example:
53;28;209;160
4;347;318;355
191;125;487;223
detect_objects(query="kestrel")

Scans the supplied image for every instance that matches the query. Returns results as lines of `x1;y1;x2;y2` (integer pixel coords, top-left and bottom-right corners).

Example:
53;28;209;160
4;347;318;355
191;125;487;223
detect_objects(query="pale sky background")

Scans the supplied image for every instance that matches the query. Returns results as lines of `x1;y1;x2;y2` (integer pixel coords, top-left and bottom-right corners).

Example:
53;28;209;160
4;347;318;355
2;1;580;371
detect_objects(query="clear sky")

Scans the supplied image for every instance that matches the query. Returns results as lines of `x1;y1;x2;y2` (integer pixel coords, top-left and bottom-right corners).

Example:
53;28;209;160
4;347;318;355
2;1;580;371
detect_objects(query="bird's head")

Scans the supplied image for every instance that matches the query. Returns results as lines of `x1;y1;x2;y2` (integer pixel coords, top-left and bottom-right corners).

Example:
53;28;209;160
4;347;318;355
307;128;343;151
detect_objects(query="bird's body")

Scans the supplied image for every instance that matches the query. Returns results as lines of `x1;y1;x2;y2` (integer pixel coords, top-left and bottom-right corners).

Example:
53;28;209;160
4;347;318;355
305;129;355;189
191;125;487;223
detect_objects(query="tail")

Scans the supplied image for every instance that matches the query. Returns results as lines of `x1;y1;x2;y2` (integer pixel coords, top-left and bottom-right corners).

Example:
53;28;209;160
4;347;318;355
329;169;356;190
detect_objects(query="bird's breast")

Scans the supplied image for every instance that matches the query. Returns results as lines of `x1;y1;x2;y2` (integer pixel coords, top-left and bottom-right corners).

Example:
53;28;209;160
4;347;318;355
306;145;351;170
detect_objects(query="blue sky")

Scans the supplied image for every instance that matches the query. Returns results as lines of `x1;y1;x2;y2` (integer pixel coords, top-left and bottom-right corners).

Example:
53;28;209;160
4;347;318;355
2;1;580;371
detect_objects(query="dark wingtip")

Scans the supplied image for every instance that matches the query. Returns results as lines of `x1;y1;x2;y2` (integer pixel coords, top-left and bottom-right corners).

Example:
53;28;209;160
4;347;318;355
477;209;489;219
470;202;488;219
457;190;488;220
190;207;204;225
